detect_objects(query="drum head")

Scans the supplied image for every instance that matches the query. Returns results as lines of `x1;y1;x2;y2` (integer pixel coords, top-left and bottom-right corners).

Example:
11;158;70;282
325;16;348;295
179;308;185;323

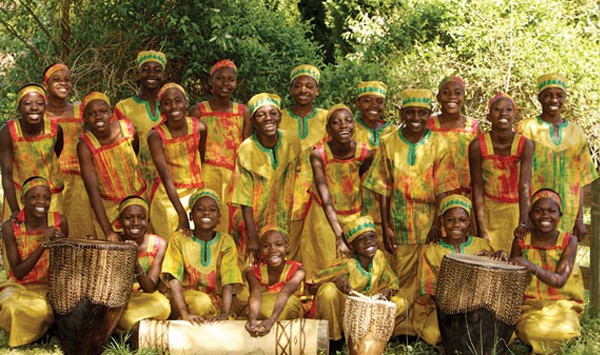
443;253;525;271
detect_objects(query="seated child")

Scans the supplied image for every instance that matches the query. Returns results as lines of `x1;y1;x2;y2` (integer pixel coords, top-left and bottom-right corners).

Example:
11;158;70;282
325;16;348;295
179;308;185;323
511;189;584;354
413;194;492;348
309;216;408;344
162;188;243;323
0;177;68;347
116;195;170;332
245;228;305;337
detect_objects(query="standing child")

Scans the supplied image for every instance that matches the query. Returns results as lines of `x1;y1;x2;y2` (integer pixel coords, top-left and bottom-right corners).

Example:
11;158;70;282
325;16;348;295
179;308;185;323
116;195;170;332
43;63;95;238
0;177;68;347
78;92;146;241
0;84;64;222
517;74;598;239
245;228;305;337
469;93;533;252
148;83;207;239
162;189;243;322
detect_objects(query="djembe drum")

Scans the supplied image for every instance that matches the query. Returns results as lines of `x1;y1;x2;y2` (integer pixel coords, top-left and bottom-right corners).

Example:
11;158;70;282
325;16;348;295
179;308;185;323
47;238;137;355
436;253;530;355
343;291;397;355
138;319;329;354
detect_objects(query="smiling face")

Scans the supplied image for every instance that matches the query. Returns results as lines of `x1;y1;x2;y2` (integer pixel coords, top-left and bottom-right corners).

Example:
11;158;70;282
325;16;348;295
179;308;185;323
260;230;289;268
351;231;378;259
139;61;165;90
402;106;430;135
437;81;465;115
159;88;188;122
538;87;566;115
327;109;354;144
83;100;112;134
442;207;470;242
290;76;319;107
45;69;72;100
488;98;515;130
530;198;562;234
18;92;46;125
119;204;148;240
190;196;221;232
22;185;51;219
211;67;237;99
356;94;385;123
252;105;281;138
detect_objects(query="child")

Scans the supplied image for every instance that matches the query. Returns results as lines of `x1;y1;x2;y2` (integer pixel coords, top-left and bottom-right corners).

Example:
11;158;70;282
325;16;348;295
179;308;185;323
428;76;481;196
309;216;407;345
162;188;243;323
511;189;584;354
148;83;207;239
78;92;146;241
189;59;251;233
230;93;302;263
0;177;68;347
469;93;533;251
245;228;305;337
413;194;493;348
517;74;598;239
302;103;373;277
115;50;167;190
0;84;64;222
116;195;170;332
43;63;95;238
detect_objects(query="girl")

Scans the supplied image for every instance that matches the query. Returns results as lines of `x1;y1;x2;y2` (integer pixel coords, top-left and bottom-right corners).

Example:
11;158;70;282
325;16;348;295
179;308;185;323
78;92;146;241
0;177;68;347
189;59;251;234
245;228;305;337
148;83;207;239
0;84;64;222
511;189;584;354
469;93;533;252
116;196;170;332
162;189;243;323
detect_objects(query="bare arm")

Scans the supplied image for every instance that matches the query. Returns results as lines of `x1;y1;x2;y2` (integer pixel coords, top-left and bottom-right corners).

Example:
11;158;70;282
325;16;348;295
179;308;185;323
2;221;48;280
189;103;200;119
514;139;533;238
242;105;252;139
168;276;202;324
469;138;488;240
380;194;396;254
137;237;167;293
245;268;264;327
0;126;19;217
197;118;207;163
220;284;234;319
55;124;64;157
264;269;305;325
241;205;259;263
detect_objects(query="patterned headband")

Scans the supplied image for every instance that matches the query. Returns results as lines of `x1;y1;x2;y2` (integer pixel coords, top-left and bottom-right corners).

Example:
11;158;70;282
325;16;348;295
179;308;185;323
248;93;281;116
343;216;376;244
119;196;150;215
210;59;237;77
189;188;222;211
43;63;69;83
137;50;167;69
440;194;472;216
531;189;563;213
327;103;352;123
22;176;50;198
488;92;517;113
290;64;320;84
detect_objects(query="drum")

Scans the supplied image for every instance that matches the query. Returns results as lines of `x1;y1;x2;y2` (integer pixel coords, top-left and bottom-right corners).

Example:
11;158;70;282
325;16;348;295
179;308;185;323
343;291;397;355
436;253;530;355
138;319;329;354
47;238;137;355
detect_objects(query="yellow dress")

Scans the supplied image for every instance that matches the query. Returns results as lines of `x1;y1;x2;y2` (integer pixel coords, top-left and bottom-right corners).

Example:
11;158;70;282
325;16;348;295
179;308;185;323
515;231;584;354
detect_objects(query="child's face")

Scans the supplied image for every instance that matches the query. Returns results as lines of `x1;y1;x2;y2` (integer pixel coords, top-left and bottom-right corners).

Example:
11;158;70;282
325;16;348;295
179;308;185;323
290;76;319;106
119;204;148;239
18;93;46;125
351;231;378;259
252;105;281;138
437;81;464;115
442;207;470;241
22;185;51;218
211;67;237;99
530;198;561;234
356;95;385;123
45;69;72;100
190;196;220;232
488;98;515;130
159;89;188;122
326;109;354;144
402;107;430;135
84;100;112;133
260;230;289;267
538;87;565;115
138;61;164;90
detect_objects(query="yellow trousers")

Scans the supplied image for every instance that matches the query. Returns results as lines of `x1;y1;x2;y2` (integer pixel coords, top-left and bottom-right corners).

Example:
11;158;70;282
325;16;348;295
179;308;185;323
391;244;422;336
118;291;171;332
413;296;441;347
149;182;195;241
250;293;303;321
0;282;53;347
61;173;95;238
180;290;218;318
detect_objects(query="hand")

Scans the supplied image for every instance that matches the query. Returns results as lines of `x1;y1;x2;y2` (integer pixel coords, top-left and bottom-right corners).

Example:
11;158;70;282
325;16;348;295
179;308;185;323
334;276;352;295
380;287;394;300
478;231;490;241
573;219;587;242
492;250;509;261
106;231;121;242
181;313;205;325
511;256;535;273
513;224;528;240
246;236;260;266
426;226;442;244
335;238;351;259
44;227;65;242
245;319;258;337
254;318;275;337
10;210;22;225
383;226;396;254
176;213;192;237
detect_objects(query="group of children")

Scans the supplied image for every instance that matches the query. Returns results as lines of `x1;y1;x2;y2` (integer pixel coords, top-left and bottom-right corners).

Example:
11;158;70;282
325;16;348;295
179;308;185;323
0;50;597;354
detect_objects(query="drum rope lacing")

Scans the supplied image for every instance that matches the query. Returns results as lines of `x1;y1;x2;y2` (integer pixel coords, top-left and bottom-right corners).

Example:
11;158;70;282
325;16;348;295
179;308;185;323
343;290;397;342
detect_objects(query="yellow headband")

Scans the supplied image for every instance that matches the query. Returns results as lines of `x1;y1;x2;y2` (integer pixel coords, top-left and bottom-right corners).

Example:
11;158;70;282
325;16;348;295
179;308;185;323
248;93;281;116
18;85;46;104
402;88;434;109
537;73;567;95
137;50;167;69
81;92;111;113
157;83;188;102
531;189;562;213
43;63;70;83
357;81;387;98
22;177;49;198
189;188;222;211
290;64;320;84
440;194;472;216
118;196;149;215
259;225;288;240
488;92;517;113
343;216;376;244
327;103;352;123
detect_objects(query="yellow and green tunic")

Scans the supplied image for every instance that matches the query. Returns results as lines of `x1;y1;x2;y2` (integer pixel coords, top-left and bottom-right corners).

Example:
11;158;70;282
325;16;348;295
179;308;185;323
162;230;243;317
427;116;480;195
118;234;170;332
197;101;246;233
47;103;95;238
301;142;370;278
80;120;146;239
149;117;204;240
0;212;60;347
309;250;407;340
515;231;585;354
478;132;527;252
517;117;598;233
1;118;64;222
414;236;491;347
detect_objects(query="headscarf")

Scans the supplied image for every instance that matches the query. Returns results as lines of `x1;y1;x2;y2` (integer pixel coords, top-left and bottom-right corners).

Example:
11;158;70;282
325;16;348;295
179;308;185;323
531;189;563;214
440;194;472;216
22;176;49;198
43;63;69;84
290;64;320;84
136;50;167;69
17;84;46;104
537;73;567;95
357;81;387;99
247;93;281;116
401;88;434;109
342;216;376;244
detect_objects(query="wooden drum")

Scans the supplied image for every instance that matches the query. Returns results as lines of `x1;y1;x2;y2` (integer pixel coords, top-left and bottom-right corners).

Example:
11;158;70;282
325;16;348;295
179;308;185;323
138;319;329;354
436;253;530;355
47;238;137;355
343;292;397;355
